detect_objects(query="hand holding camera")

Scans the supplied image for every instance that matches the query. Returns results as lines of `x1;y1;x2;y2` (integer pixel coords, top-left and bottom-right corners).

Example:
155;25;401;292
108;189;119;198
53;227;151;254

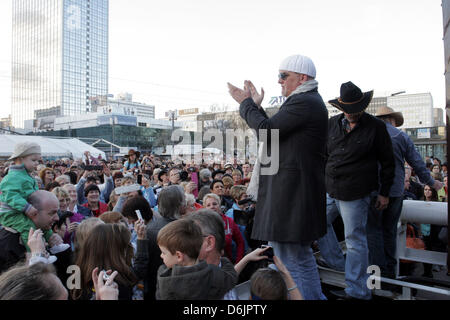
91;267;119;300
260;245;274;262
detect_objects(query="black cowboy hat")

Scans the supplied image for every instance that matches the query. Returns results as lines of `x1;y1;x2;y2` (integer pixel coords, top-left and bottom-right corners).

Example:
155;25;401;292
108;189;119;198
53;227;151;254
328;81;374;114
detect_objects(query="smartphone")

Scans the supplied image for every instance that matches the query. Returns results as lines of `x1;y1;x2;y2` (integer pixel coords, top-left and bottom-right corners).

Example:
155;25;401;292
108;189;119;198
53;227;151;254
102;270;110;281
135;209;143;221
191;172;199;198
261;245;274;262
137;174;142;185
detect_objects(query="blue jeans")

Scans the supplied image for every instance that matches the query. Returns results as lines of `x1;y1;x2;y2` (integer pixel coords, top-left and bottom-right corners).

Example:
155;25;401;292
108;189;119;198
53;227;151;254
367;196;403;278
269;241;327;300
317;194;372;300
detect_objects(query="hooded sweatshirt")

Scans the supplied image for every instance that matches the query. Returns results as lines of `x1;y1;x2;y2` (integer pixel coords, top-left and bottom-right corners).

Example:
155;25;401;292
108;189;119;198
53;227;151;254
156;257;237;300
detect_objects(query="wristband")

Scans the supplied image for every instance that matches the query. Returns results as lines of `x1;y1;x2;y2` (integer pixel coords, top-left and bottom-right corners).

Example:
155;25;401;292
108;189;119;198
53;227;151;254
31;252;47;258
287;285;298;292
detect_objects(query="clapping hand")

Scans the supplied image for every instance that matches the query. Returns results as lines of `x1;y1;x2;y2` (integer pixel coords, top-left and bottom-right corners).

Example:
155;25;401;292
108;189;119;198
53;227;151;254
245;80;265;108
227;82;251;104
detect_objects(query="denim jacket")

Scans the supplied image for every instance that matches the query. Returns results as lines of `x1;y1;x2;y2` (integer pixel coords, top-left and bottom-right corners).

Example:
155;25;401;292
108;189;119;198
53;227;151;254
385;123;435;197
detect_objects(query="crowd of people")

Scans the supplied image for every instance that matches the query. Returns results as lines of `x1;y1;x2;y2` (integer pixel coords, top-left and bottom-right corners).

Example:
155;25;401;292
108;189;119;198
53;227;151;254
0;54;448;301
0;143;303;300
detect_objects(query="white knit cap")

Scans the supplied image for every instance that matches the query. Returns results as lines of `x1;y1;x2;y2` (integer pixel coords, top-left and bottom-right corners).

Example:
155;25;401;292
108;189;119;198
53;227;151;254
279;55;316;78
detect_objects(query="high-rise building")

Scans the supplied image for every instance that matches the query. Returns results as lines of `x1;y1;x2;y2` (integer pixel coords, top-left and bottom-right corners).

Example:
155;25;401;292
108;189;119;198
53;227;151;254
387;93;434;128
365;97;388;116
11;0;108;128
325;93;434;129
433;107;445;127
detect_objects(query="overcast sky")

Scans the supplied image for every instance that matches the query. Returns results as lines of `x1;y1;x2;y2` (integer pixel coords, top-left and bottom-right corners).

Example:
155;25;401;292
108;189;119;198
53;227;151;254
0;0;446;119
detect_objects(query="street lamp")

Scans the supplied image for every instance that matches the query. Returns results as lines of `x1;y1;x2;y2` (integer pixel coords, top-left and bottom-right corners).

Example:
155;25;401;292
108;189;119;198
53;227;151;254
391;91;406;96
168;110;177;156
110;116;117;159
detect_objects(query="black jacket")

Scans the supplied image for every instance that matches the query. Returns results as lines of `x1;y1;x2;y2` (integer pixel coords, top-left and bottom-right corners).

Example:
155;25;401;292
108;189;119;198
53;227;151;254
144;216;177;300
325;112;395;201
0;227;72;282
239;88;328;243
0;227;26;273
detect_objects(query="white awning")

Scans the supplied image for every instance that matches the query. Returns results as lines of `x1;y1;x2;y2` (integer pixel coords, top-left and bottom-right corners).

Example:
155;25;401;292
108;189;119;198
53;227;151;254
0;135;106;160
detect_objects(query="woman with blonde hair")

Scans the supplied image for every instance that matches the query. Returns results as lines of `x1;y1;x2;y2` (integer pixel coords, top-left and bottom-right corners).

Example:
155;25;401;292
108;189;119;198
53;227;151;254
231;169;242;185
63;184;92;219
203;193;245;264
52;187;84;246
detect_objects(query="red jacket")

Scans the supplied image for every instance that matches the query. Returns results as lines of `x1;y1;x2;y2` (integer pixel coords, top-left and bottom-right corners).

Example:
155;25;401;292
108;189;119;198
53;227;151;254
221;214;245;264
82;201;108;218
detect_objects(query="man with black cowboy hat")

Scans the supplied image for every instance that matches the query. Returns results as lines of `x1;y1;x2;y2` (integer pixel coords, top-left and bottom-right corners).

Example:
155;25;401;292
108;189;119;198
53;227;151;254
367;106;443;282
317;81;395;300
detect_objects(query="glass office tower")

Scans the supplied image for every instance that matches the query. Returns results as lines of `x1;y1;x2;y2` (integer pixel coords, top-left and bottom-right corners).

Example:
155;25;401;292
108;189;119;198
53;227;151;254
12;0;108;128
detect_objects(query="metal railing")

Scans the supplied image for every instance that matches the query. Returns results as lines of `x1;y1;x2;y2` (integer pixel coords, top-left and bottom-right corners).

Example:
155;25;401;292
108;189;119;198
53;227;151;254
316;200;449;300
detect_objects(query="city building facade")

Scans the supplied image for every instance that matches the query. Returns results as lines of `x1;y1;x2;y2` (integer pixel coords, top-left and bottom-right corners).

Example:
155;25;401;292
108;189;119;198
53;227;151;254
108;92;155;121
12;0;109;128
387;93;434;128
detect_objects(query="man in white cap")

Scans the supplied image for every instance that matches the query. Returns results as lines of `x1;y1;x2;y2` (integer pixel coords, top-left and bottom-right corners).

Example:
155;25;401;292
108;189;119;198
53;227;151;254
367;106;443;283
227;54;328;300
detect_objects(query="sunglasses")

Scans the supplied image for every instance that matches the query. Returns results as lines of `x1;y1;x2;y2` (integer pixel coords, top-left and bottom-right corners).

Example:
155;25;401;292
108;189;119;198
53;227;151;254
278;72;289;80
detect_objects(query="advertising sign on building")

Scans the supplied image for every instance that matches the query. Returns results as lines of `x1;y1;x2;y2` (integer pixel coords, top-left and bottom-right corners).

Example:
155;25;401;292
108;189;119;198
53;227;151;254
417;128;431;139
178;108;199;116
97;115;137;127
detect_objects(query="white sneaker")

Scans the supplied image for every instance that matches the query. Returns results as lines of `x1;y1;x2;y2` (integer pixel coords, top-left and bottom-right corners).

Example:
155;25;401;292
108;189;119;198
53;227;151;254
47;255;58;264
49;243;70;254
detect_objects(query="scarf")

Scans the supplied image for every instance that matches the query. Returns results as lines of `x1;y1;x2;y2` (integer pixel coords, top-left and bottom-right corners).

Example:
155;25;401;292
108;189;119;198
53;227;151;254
246;80;319;201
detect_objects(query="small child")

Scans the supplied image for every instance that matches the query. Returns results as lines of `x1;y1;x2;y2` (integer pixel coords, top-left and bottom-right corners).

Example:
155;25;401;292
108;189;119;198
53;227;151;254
51;211;73;239
249;268;288;300
0;142;68;256
155;219;238;300
249;255;303;300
